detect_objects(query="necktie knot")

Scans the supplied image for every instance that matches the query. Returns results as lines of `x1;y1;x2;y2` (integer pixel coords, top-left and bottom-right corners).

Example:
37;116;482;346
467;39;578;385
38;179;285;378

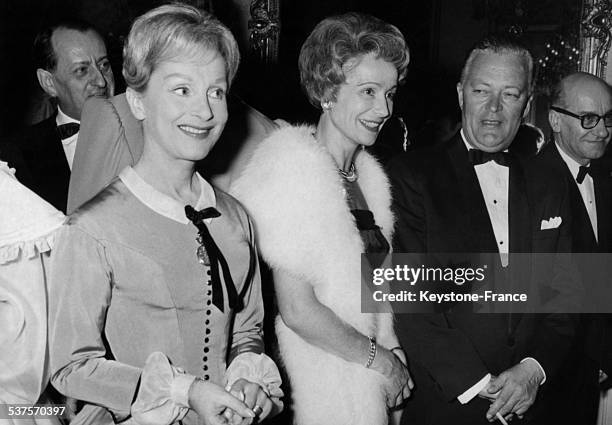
468;149;509;167
57;123;80;140
576;165;591;184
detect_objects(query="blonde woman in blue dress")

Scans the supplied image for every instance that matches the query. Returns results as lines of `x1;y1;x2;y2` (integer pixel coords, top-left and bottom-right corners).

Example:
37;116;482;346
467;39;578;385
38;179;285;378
48;5;282;425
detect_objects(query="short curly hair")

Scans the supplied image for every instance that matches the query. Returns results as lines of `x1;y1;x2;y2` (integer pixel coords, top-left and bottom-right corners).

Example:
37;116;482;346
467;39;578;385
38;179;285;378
123;3;240;92
299;12;410;108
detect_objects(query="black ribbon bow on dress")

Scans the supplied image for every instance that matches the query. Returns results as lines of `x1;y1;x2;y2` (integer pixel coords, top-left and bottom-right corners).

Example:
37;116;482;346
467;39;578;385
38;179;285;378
185;205;241;313
468;149;509;167
350;209;390;262
57;123;80;140
576;165;591;184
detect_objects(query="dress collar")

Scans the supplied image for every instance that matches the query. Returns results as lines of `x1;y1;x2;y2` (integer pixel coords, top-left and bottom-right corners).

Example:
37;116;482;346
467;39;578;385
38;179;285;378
119;166;216;224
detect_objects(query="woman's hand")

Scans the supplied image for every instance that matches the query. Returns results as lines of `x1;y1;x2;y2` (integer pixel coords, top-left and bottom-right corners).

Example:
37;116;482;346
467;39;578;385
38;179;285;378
371;346;414;408
224;378;282;424
188;378;255;425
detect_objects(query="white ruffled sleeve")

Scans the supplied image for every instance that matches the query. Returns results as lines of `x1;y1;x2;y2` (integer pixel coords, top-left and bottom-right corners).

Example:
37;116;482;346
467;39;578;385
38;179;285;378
131;352;196;425
0;232;57;265
0;160;65;264
224;352;284;399
0;161;65;405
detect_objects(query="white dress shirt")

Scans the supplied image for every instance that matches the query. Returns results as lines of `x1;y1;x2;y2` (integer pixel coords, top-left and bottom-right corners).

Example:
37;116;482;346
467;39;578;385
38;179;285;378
55;107;80;170
457;130;545;404
556;143;598;241
461;130;509;265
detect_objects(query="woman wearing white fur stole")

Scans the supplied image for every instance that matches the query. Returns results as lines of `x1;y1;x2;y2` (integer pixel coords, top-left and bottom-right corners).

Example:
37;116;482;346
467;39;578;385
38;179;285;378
231;12;412;425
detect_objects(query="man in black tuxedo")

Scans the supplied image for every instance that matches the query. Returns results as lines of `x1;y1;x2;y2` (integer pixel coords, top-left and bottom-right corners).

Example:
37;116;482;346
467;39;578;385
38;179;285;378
543;72;612;254
8;18;115;212
389;36;577;424
534;72;612;425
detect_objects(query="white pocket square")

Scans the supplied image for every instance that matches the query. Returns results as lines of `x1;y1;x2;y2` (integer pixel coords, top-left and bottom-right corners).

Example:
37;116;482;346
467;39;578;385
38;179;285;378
540;216;562;230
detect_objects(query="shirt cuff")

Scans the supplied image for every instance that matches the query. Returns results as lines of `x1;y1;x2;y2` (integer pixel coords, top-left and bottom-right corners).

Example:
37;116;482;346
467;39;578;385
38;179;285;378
521;357;546;385
224;352;284;399
457;374;491;404
131;352;195;425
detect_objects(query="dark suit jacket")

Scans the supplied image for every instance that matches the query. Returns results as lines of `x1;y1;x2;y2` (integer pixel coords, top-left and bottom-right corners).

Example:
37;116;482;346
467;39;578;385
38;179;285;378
532;142;612;425
9;114;70;213
388;133;578;425
535;142;612;253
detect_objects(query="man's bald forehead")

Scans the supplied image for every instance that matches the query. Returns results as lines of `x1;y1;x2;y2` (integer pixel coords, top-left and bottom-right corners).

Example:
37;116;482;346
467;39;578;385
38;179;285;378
554;72;611;107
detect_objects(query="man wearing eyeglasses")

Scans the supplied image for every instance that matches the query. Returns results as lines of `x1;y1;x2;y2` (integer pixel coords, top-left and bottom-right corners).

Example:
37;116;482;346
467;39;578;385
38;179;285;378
535;71;612;425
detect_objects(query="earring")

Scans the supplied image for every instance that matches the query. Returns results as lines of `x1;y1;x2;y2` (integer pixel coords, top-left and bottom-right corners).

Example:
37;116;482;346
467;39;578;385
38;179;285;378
322;101;332;110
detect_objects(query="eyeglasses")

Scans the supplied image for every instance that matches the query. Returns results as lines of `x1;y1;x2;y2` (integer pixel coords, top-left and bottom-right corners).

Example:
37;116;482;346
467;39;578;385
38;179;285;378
550;106;612;130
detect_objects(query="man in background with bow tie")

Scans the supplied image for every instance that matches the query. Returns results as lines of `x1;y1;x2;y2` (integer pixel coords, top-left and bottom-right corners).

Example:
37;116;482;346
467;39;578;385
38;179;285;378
533;72;612;425
542;72;612;254
388;35;577;424
8;18;115;213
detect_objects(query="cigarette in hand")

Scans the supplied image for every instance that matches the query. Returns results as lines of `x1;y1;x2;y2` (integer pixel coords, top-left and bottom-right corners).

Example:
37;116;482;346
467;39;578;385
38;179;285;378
496;412;509;425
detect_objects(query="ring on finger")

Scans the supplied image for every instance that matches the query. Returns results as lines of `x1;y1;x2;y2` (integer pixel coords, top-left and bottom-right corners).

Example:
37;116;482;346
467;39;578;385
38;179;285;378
253;405;263;416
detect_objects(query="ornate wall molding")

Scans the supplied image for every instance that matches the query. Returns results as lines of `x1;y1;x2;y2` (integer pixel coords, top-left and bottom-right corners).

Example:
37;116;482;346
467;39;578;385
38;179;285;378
580;0;612;77
248;0;280;63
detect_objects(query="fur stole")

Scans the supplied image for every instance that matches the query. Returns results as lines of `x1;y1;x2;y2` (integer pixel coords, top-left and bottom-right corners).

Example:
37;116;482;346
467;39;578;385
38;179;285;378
231;125;396;425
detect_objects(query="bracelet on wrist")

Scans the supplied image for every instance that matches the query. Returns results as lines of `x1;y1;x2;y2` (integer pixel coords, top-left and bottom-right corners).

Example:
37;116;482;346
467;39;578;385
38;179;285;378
365;336;377;369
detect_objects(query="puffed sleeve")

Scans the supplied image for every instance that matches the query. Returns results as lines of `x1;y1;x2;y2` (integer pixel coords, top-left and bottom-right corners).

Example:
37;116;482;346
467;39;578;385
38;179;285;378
48;224;141;421
131;352;195;425
67;95;143;214
49;225;207;425
0;160;64;405
224;216;283;402
224;353;283;400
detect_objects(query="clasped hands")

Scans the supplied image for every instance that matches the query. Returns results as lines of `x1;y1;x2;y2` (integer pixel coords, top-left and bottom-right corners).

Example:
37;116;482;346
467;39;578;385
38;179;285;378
477;360;544;422
374;347;414;408
189;377;281;425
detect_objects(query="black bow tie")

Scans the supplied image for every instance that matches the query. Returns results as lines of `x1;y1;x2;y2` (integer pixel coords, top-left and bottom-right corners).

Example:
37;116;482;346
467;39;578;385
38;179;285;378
185;205;240;313
576;165;591;184
57;123;80;140
468;149;509;167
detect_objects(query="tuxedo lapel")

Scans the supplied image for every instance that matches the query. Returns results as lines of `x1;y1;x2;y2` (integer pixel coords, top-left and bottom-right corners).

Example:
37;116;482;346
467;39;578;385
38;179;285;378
445;135;498;252
27;115;70;166
508;153;532;253
593;164;612;251
541;143;597;252
20;115;71;212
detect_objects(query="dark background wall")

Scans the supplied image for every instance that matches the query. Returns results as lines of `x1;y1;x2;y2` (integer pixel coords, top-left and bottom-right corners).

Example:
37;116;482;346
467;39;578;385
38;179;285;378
0;0;582;145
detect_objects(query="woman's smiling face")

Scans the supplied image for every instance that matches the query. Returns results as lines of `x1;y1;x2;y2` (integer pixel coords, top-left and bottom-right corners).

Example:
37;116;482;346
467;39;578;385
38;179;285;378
128;47;229;163
327;52;399;149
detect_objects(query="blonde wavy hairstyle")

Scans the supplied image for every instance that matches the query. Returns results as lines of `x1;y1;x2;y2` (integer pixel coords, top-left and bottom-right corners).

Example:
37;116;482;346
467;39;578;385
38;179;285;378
123;3;240;92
